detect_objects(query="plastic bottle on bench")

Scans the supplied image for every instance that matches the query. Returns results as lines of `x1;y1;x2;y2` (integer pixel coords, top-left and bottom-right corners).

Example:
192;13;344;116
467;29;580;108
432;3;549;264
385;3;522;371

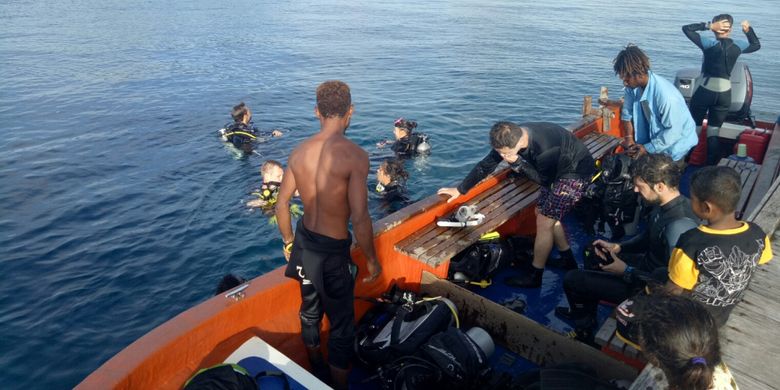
727;144;755;163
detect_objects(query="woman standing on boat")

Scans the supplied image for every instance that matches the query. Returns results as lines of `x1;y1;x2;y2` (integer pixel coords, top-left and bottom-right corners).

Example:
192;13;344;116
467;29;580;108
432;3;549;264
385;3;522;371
683;15;761;165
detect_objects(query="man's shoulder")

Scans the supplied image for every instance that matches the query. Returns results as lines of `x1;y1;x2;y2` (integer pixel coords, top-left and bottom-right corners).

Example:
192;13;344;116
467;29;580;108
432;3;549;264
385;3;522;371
329;136;367;159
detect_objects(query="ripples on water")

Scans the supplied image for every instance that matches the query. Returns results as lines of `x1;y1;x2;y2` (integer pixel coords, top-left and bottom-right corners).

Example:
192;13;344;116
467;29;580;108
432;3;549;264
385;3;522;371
1;0;778;388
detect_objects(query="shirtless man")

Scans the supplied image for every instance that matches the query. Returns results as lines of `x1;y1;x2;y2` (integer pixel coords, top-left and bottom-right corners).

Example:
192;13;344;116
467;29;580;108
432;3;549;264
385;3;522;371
276;80;381;388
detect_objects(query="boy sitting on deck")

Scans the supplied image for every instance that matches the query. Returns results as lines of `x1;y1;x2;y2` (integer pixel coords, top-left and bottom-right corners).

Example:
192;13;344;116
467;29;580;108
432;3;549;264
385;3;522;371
665;166;772;326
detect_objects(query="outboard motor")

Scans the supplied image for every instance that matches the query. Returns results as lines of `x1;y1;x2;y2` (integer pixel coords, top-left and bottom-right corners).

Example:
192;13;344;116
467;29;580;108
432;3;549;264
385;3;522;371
674;61;754;123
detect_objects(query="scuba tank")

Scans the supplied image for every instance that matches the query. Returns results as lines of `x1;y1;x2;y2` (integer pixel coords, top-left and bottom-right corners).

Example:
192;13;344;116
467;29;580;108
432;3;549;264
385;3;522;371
416;133;431;153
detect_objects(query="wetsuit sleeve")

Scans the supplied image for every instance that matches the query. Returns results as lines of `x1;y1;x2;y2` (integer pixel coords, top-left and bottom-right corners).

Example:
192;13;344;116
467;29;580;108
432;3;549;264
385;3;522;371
457;150;503;194
739;27;761;53
663;218;698;258
643;95;689;156
759;235;773;264
682;22;707;49
668;247;698;290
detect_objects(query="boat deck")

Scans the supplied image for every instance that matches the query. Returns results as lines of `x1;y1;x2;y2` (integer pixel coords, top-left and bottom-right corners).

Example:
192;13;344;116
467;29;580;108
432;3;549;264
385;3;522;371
720;177;780;390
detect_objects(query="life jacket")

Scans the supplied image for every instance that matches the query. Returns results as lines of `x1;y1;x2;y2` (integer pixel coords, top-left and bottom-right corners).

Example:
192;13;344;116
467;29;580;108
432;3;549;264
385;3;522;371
252;181;280;206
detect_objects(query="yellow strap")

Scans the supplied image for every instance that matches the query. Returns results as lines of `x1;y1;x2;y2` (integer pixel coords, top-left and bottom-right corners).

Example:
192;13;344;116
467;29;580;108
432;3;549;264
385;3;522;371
283;242;293;253
479;231;500;241
468;279;492;288
591;171;602;183
223;131;257;139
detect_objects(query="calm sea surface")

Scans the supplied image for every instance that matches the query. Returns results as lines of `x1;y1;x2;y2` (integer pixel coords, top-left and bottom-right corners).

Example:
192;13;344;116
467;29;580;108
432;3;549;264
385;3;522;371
1;0;778;388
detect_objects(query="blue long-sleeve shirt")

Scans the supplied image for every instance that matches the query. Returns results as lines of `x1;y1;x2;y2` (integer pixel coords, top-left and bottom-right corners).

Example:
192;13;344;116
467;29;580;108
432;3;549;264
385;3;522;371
621;71;698;161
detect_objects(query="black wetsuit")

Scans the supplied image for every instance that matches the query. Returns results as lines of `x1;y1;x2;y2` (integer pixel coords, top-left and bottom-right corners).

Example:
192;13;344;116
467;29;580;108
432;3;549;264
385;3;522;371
562;195;698;318
377;182;411;215
223;122;258;153
391;133;427;157
456;122;594;194
284;221;355;369
683;23;760;135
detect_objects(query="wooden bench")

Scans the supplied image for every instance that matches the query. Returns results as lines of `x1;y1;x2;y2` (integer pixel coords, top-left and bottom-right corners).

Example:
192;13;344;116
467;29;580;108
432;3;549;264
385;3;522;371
394;132;621;267
594;317;646;370
717;158;761;219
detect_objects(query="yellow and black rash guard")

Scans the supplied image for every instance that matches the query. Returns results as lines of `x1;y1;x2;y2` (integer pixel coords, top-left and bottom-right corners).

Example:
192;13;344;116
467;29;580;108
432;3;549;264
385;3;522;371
668;222;772;325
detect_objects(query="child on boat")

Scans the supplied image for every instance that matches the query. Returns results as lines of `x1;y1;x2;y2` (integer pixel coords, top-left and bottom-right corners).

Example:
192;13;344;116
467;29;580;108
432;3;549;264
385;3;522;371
628;294;738;390
375;158;411;215
219;102;283;154
378;118;431;157
665;165;772;326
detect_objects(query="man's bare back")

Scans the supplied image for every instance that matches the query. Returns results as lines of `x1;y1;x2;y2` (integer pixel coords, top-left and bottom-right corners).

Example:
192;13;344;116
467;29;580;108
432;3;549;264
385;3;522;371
275;80;380;284
287;132;367;240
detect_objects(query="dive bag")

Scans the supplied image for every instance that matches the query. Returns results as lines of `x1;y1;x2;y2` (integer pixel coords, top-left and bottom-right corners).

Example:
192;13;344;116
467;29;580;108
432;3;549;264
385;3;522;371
579;154;638;240
355;293;458;366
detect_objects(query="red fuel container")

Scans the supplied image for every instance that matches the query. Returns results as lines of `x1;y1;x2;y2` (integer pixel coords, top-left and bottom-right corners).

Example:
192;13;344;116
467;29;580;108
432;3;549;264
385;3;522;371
734;129;769;163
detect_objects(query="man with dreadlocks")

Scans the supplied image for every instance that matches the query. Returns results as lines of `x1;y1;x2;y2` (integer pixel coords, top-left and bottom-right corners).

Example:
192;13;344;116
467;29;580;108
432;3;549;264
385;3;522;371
615;45;698;163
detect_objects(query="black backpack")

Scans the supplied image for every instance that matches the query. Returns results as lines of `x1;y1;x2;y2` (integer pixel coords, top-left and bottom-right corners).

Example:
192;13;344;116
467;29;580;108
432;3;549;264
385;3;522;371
355;295;458;367
375;327;491;390
579;154;639;240
448;240;507;284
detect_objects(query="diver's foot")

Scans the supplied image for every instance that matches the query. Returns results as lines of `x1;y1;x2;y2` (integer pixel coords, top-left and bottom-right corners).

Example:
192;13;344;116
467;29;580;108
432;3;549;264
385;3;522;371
505;267;543;288
547;255;578;270
554;306;591;321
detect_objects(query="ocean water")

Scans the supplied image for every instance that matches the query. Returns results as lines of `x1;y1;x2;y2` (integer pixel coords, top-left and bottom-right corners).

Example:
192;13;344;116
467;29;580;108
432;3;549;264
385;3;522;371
1;0;778;388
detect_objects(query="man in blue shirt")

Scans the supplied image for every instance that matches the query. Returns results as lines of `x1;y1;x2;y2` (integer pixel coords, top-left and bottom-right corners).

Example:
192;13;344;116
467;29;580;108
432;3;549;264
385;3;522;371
615;45;698;162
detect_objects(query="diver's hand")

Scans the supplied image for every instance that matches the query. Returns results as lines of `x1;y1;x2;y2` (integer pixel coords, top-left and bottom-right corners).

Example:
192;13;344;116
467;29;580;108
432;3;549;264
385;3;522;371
437;187;462;203
363;258;382;283
593;239;621;258
626;143;646;158
600;252;627;275
710;20;731;34
247;198;268;208
741;20;751;33
271;130;283;137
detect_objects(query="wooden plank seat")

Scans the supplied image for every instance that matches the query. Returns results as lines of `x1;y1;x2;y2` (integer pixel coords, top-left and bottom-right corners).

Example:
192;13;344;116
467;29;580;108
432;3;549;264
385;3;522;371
395;132;621;267
595;317;643;361
717;158;761;219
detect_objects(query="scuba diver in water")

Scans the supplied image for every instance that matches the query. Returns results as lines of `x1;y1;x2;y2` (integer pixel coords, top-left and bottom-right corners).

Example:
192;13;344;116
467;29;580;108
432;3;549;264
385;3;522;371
248;160;303;221
683;15;760;165
220;102;283;155
375;158;411;215
378;118;431;157
247;160;284;209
